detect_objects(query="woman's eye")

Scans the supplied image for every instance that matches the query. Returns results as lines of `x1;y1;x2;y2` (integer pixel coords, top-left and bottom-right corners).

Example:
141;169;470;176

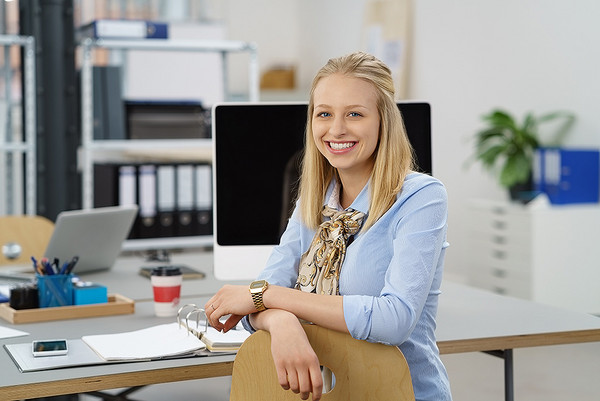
348;112;362;117
317;112;331;118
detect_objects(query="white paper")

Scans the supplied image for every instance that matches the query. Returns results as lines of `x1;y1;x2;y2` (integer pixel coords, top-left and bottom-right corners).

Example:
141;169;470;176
201;327;250;349
82;322;206;361
0;325;29;339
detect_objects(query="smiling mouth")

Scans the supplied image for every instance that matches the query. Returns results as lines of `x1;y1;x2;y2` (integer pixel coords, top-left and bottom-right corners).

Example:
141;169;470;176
328;141;356;150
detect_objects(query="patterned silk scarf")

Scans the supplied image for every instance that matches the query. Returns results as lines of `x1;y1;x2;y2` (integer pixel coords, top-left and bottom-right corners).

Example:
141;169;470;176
295;206;366;295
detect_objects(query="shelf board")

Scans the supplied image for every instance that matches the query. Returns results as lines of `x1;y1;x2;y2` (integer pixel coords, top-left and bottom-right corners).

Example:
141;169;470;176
122;235;214;252
0;143;31;152
86;139;212;151
87;38;257;53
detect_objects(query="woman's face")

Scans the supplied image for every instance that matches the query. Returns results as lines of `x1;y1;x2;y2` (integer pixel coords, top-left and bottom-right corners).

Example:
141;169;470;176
312;73;380;180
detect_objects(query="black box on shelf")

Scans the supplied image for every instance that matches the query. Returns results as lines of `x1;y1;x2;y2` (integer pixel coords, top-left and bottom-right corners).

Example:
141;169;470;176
125;101;210;140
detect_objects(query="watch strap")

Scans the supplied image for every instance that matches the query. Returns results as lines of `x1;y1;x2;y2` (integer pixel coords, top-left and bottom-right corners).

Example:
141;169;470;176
251;291;267;312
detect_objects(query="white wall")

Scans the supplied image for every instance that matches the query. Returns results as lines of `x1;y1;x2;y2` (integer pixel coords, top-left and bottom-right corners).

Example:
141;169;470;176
220;0;600;280
409;0;600;279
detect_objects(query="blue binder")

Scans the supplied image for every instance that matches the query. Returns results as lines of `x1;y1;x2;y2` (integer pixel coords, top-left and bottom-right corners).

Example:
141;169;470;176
535;148;600;204
78;19;168;40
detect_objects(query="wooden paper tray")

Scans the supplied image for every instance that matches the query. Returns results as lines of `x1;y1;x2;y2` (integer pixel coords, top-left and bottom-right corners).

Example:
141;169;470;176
0;293;134;324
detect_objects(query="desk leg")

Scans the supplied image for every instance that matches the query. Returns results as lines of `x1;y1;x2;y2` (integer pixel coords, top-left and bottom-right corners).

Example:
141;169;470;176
483;349;514;401
86;385;146;400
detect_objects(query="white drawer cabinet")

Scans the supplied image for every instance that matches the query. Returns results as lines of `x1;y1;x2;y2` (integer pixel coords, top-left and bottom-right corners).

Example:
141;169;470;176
466;199;600;314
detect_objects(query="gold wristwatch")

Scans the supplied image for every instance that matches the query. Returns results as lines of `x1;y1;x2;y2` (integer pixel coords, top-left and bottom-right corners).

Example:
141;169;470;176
249;280;269;312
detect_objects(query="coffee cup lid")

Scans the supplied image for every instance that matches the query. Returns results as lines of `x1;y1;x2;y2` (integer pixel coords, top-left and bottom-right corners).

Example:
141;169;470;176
151;266;182;276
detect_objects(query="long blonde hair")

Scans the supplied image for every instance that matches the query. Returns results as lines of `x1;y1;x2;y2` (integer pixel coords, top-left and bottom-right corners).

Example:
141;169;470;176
299;52;415;231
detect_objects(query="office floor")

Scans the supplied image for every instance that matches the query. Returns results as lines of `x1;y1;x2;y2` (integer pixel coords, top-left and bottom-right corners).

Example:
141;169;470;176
78;341;600;401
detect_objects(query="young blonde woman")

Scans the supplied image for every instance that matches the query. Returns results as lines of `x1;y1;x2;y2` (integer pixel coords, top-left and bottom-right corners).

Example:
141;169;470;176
206;52;452;401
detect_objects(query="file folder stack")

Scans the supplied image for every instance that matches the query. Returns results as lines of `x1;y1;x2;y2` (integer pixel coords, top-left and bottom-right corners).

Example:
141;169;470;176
94;162;213;240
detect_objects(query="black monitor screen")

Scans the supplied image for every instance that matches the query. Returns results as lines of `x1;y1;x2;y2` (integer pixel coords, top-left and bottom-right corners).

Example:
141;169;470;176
214;102;431;246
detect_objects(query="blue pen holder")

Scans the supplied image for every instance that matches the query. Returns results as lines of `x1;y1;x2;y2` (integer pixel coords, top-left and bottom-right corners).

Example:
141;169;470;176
37;274;74;308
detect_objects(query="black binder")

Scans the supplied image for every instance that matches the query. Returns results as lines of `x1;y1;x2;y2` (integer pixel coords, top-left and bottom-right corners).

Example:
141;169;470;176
156;164;177;238
93;164;119;207
118;165;139;239
175;164;195;236
137;164;160;238
194;163;213;235
92;66;126;140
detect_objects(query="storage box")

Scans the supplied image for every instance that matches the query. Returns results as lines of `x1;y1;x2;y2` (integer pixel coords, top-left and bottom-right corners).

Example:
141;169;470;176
534;148;600;204
260;67;295;89
125;101;209;139
73;282;108;305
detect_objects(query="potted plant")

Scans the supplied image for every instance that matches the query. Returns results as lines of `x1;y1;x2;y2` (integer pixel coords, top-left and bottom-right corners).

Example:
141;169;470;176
472;109;575;200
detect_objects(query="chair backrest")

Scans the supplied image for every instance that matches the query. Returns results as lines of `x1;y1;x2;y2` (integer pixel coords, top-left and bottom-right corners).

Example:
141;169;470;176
230;323;414;401
0;215;54;266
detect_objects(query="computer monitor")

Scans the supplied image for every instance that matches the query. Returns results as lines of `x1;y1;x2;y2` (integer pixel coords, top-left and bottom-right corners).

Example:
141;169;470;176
212;101;431;280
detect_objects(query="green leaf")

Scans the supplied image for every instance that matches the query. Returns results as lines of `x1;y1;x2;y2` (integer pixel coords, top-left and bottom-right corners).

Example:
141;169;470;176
482;110;517;131
499;152;531;187
477;145;507;167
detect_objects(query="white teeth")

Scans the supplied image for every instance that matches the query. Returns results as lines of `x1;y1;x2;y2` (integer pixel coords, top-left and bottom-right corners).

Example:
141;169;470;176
329;142;354;150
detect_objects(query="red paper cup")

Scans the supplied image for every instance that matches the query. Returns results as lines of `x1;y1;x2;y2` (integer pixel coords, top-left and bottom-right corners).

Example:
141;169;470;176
150;266;182;317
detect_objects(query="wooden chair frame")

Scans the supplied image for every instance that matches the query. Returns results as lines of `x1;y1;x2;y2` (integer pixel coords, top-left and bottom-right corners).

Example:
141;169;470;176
230;323;414;400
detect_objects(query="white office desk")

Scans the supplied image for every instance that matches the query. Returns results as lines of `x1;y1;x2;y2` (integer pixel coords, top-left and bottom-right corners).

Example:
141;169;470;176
0;301;234;401
1;253;599;401
437;281;600;401
437;281;600;353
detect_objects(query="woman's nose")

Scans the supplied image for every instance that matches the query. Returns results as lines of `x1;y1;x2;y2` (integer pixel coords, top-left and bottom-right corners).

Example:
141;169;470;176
329;116;346;136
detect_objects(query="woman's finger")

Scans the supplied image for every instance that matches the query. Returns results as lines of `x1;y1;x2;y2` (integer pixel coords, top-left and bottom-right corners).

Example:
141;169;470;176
276;366;290;390
296;369;313;400
309;364;324;401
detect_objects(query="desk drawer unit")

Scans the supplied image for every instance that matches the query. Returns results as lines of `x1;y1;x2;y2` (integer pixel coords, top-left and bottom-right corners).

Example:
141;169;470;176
465;199;600;314
467;202;532;298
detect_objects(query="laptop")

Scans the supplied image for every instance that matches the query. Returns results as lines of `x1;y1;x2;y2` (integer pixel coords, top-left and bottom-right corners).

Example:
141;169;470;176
212;101;432;281
42;205;139;274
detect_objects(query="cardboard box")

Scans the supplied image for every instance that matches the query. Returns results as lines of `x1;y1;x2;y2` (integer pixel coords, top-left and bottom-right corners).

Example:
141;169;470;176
260;67;295;89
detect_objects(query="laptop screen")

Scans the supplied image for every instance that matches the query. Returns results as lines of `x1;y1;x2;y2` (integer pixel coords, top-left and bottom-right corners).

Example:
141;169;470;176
212;101;431;280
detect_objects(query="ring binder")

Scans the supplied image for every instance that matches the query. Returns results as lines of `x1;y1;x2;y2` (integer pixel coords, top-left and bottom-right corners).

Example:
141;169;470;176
177;303;208;335
176;303;250;352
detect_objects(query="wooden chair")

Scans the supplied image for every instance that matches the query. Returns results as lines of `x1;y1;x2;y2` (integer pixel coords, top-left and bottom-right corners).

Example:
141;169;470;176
0;215;54;266
230;323;414;401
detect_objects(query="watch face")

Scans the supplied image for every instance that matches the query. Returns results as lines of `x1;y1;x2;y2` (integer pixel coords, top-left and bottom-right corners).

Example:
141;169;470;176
250;280;266;290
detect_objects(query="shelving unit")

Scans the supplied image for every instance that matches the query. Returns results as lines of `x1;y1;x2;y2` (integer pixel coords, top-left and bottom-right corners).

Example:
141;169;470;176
78;38;259;249
0;35;37;216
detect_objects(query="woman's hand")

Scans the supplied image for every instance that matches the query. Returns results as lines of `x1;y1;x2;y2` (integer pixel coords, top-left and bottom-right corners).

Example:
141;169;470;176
204;285;255;332
256;310;323;401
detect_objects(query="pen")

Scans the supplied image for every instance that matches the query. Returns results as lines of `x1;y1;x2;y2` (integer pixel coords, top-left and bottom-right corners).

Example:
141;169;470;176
41;257;54;275
65;256;79;274
31;256;39;275
59;261;70;275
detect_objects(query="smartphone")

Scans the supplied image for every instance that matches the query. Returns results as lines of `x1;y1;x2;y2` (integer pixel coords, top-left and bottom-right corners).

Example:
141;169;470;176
32;339;68;357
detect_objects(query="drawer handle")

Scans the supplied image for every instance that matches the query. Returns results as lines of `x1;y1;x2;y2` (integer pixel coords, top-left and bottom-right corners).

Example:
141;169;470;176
492;220;506;230
493;286;506;295
492;268;506;278
492;235;506;244
492;250;506;259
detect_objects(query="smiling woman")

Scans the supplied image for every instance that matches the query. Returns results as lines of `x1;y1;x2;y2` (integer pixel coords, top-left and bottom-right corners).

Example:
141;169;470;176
207;52;452;401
